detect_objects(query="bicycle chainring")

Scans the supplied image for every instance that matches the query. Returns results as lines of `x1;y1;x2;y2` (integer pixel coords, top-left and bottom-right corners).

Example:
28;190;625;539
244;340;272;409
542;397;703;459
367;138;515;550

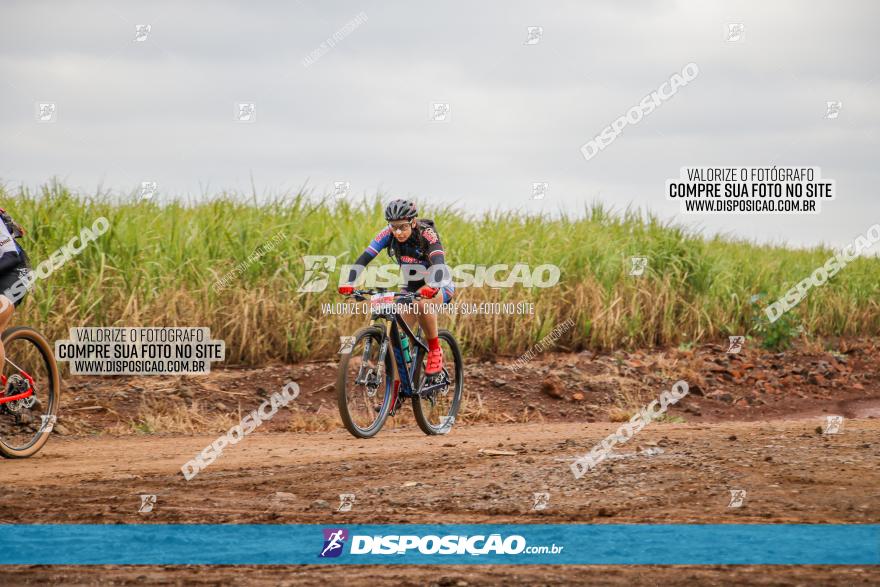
419;372;450;404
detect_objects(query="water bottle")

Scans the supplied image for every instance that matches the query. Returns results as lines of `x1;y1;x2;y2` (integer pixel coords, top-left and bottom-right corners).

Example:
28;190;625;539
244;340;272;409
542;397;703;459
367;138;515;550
401;336;411;364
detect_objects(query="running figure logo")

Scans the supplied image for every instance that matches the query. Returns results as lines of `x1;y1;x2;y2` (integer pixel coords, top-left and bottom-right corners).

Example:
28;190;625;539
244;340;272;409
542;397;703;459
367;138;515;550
727;23;744;42
727;489;747;508
40;415;57;434
629;256;648;277
298;255;338;293
726;336;745;354
523;26;543;45
531;182;548;200
319;528;349;558
36;103;57;123
140;181;158;200
337;493;355;512
430;103;450;122
532;492;550;510
824;101;842;119
138;494;157;514
236;103;256;122
333;181;351;200
134;24;151;42
823;415;843;435
338;336;356;355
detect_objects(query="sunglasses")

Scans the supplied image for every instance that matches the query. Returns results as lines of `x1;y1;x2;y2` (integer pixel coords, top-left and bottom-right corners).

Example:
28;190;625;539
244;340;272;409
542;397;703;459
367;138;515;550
388;221;413;233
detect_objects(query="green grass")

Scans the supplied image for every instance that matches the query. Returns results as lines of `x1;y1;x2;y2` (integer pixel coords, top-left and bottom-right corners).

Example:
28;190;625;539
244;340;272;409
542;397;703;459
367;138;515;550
3;181;879;363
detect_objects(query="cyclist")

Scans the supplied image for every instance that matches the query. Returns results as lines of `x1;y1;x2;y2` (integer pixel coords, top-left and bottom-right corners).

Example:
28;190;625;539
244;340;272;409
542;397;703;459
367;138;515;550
338;199;453;374
0;210;31;387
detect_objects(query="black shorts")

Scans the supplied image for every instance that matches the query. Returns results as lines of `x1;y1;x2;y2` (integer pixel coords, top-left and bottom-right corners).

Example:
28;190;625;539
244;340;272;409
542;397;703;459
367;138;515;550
0;255;31;307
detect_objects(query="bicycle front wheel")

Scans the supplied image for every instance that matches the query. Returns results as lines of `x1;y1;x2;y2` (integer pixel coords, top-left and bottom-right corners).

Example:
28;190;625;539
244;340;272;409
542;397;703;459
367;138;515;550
0;326;61;458
336;326;394;438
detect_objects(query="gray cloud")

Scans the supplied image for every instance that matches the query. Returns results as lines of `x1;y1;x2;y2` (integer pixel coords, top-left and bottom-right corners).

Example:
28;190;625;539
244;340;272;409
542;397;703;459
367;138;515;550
1;0;878;249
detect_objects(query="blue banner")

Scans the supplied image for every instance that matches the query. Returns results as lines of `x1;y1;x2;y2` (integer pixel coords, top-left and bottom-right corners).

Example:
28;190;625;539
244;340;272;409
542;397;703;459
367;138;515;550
0;524;877;565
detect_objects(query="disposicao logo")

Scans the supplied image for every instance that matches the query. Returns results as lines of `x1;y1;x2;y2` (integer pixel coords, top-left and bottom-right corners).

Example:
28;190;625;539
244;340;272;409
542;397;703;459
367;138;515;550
318;529;562;558
319;528;348;558
349;533;531;555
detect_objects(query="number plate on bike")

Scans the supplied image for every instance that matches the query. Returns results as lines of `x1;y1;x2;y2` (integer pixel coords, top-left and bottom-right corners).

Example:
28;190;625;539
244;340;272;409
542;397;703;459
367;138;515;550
370;292;395;314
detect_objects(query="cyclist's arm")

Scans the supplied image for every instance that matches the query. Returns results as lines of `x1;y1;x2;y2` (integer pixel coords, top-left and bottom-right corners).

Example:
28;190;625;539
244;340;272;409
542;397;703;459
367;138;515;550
422;226;446;266
0;223;22;273
421;226;449;286
344;227;392;284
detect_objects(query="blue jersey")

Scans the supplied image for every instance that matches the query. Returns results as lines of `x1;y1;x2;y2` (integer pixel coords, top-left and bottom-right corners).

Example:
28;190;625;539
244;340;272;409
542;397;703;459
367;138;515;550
346;221;450;293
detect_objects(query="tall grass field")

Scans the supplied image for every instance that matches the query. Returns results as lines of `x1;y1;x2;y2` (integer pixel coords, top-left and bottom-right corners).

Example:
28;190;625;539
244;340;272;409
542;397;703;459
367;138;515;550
3;182;878;364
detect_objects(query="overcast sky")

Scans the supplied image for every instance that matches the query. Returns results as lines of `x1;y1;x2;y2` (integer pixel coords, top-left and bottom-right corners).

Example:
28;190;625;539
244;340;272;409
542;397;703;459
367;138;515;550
1;0;878;249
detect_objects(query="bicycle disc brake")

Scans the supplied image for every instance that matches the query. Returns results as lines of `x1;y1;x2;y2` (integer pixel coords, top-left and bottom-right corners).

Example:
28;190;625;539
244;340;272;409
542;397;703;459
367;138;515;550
364;368;382;398
2;374;34;413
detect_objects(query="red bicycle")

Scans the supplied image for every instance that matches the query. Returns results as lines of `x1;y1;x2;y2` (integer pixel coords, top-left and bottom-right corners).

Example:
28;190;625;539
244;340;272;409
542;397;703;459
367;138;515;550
0;326;60;458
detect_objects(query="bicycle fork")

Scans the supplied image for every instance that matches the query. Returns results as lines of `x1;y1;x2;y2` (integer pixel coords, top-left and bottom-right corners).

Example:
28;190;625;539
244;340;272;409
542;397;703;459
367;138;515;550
351;322;419;399
355;334;387;388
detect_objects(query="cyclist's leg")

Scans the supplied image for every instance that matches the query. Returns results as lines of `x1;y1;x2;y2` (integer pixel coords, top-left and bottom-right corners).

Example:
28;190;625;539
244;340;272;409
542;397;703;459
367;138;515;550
399;281;442;372
415;283;454;334
0;296;12;372
0;259;31;381
416;284;454;373
415;293;439;339
401;280;440;338
398;283;421;334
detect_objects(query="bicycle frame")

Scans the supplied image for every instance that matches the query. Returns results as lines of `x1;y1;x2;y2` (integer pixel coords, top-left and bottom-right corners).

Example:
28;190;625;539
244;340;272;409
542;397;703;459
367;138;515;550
349;289;423;395
376;312;450;399
385;314;428;397
351;288;450;400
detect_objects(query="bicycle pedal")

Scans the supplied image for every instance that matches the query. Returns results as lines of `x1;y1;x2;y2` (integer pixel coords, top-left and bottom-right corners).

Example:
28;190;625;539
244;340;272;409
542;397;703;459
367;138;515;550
424;373;446;386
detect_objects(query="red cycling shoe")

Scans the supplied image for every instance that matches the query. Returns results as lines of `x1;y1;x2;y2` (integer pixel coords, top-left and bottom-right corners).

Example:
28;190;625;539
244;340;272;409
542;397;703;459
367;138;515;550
425;347;444;375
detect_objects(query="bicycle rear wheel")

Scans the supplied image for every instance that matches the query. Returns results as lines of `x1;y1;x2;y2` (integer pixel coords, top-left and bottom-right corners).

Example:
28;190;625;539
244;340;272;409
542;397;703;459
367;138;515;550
336;326;394;438
0;326;61;458
412;330;463;435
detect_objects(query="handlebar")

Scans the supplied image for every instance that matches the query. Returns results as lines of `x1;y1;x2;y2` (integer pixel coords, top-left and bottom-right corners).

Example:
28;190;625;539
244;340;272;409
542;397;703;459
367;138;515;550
345;289;422;302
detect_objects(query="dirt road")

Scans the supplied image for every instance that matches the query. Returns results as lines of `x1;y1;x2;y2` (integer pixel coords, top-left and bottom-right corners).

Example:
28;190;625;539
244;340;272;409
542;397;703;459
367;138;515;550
4;336;879;584
2;418;878;584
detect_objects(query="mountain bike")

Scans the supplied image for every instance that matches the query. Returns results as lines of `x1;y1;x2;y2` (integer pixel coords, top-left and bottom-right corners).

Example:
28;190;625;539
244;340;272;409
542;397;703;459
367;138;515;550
336;288;463;439
0;326;61;458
